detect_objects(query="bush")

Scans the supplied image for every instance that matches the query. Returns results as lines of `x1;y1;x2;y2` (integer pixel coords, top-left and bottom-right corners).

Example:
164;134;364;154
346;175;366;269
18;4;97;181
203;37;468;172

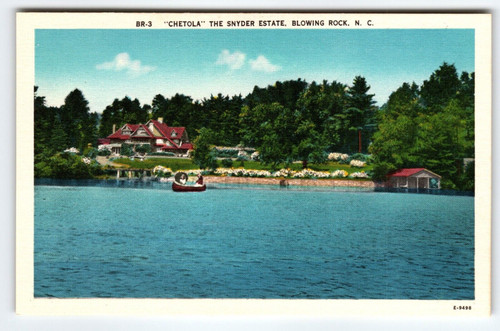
150;152;176;156
213;148;239;158
349;153;371;162
34;152;103;179
440;178;457;190
97;149;111;156
456;161;474;191
120;143;134;157
83;147;98;159
221;158;233;167
135;144;152;154
236;154;249;162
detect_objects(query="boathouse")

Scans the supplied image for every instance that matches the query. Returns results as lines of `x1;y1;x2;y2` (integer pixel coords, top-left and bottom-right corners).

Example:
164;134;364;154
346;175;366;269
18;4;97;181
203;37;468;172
387;168;441;189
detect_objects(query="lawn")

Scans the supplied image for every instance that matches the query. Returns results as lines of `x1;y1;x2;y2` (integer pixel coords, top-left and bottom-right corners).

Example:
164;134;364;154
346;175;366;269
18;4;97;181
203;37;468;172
111;157;373;175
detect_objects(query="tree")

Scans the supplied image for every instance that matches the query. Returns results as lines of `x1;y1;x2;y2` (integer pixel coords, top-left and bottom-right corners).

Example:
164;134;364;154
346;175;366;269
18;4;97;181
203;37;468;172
420;62;461;112
34;86;59;154
98;98;123;138
296;80;346;152
151;94;167;119
121;96;148;124
199;94;242;146
342;76;377;153
192;128;218;170
243;79;308;109
60;89;96;150
256;103;296;168
293;120;325;169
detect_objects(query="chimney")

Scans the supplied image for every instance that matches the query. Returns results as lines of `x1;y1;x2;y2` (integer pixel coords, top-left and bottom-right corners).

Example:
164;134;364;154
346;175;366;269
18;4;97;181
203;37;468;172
158;117;163;124
112;124;116;133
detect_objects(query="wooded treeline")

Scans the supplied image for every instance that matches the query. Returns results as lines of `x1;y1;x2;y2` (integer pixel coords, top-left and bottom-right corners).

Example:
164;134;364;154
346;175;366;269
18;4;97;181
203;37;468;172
34;63;475;189
370;63;474;189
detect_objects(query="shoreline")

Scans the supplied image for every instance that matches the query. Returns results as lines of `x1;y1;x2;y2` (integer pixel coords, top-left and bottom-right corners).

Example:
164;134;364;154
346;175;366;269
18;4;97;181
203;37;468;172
33;177;474;196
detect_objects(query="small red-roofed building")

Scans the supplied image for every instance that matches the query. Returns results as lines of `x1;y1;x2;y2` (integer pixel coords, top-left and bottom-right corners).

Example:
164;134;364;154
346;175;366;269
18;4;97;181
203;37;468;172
102;117;193;156
387;168;441;189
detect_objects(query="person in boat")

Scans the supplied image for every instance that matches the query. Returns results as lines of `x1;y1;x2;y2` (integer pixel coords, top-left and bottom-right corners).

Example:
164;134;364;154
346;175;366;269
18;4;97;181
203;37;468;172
195;173;204;186
175;172;187;185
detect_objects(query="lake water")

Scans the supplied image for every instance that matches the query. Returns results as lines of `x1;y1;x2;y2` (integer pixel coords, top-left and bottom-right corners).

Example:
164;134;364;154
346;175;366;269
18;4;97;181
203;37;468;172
34;180;474;299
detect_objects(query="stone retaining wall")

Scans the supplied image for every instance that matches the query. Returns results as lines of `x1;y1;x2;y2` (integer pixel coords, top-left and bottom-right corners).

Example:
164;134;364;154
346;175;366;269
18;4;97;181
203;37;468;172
203;175;384;188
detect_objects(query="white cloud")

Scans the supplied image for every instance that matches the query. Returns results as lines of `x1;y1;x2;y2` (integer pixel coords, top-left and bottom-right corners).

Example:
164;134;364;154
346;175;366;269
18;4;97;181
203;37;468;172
216;50;246;70
249;55;281;73
96;53;156;76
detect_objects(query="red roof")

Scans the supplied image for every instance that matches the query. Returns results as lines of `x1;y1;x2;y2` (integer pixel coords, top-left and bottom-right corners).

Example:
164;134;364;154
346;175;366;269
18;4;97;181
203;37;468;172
98;138;110;145
149;120;185;139
161;143;193;151
148;120;188;147
107;124;141;140
161;145;179;150
388;168;427;177
130;124;154;138
104;120;191;151
107;132;129;140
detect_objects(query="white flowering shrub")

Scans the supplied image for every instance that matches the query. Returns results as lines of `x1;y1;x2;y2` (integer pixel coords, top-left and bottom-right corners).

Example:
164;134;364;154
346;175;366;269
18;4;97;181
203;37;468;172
250;151;260;161
328;152;349;161
237;150;249;157
153;165;173;177
291;168;332;179
272;168;293;177
214;168;272;178
64;147;80;154
81;157;92;165
349;171;369;178
331;169;349;178
179;167;370;180
349;159;366;168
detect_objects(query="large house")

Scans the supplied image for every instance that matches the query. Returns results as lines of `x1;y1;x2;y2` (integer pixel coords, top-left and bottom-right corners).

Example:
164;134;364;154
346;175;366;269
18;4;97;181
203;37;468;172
98;118;193;156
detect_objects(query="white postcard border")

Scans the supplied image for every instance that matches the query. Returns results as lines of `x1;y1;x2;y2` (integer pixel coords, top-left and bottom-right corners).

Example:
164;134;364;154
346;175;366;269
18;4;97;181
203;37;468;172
16;12;492;316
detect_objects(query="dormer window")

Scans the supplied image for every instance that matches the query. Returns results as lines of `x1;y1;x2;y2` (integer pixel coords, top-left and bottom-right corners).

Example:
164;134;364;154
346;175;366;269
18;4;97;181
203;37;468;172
171;130;177;137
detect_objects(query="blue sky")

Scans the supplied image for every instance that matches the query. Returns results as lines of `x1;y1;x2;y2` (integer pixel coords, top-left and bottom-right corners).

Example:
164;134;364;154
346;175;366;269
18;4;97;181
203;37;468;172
35;29;474;113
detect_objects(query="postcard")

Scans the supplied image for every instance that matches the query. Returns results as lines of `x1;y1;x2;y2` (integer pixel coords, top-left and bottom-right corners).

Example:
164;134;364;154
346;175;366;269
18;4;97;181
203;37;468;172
16;12;491;316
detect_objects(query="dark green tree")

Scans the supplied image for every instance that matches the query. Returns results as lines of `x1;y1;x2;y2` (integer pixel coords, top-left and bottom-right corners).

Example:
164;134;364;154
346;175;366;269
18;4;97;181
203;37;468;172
342;76;377;153
192;128;218;170
98;98;123;138
59;89;97;150
420;62;461;112
256;103;296;168
34;86;61;154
